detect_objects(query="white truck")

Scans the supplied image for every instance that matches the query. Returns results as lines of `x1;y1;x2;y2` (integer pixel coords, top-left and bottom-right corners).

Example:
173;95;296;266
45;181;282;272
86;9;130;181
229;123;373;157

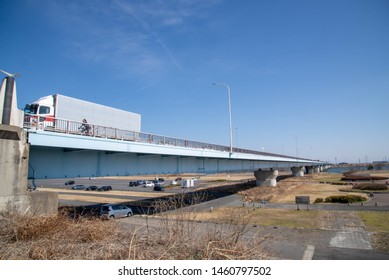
23;94;141;134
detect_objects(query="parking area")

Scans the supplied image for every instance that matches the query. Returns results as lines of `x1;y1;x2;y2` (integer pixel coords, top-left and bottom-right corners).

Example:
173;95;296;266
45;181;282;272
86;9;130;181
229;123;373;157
28;176;208;207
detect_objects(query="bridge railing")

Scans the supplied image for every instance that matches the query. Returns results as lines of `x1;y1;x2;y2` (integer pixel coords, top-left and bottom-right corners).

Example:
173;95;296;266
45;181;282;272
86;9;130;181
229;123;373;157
23;113;312;161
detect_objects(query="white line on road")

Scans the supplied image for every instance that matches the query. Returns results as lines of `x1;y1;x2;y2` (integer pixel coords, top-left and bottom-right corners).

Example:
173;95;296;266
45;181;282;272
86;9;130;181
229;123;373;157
302;245;315;260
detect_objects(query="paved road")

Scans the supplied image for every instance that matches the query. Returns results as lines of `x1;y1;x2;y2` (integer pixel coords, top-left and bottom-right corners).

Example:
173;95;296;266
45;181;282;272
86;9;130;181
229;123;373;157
119;193;389;260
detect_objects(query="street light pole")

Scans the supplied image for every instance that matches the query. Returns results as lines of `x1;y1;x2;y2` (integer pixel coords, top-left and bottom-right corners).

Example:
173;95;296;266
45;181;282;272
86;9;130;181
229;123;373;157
212;82;233;154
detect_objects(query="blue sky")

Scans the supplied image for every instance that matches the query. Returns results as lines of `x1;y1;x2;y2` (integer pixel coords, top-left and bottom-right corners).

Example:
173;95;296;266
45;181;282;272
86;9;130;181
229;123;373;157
1;0;388;163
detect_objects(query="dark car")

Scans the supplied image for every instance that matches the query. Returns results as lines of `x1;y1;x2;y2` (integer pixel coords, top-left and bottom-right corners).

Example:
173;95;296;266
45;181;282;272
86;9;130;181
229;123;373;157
137;180;145;185
129;181;139;187
71;184;85;190
65;180;75;185
156;178;165;184
153;185;165;191
98;186;112;191
85;186;98;191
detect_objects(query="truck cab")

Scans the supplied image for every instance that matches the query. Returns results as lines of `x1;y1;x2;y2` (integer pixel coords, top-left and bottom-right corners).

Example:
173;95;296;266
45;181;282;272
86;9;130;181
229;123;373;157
24;95;55;128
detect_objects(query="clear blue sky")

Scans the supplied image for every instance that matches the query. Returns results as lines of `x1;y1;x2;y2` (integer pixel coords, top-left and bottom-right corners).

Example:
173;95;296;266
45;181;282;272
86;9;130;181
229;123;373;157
1;0;388;163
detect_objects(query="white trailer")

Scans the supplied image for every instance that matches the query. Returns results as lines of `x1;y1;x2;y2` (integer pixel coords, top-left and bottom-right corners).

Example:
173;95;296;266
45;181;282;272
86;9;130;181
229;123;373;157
24;94;141;132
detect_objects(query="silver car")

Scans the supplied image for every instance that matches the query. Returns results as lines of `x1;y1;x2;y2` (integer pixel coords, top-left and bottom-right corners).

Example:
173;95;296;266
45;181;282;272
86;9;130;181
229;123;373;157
100;204;133;219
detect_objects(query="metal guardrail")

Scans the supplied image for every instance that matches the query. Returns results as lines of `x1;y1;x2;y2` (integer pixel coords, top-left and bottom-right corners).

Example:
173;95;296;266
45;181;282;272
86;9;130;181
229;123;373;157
23;113;314;162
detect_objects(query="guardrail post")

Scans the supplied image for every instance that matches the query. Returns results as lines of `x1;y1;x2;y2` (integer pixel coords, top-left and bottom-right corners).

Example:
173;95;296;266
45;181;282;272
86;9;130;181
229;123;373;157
66;120;69;133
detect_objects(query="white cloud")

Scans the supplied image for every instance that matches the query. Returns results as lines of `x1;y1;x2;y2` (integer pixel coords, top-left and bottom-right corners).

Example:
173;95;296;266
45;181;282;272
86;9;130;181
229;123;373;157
43;0;219;78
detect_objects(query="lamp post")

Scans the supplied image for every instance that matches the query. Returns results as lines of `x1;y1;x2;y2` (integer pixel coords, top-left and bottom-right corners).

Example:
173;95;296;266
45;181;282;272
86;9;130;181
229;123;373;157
212;82;233;154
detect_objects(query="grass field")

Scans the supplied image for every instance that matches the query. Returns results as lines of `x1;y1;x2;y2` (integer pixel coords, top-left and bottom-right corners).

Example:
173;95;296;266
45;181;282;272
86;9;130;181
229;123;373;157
357;212;389;232
192;207;320;229
240;174;367;204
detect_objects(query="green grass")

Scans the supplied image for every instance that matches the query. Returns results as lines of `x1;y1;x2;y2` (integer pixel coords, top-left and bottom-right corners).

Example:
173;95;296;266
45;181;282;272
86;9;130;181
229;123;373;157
357;211;389;232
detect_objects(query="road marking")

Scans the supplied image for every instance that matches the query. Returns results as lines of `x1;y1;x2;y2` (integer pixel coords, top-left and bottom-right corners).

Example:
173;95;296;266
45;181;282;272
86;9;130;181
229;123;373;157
302;245;315;260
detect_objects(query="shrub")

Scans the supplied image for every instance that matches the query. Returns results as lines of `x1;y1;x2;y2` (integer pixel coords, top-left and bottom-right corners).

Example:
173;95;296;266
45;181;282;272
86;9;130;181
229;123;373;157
314;198;324;203
324;195;367;204
352;184;388;191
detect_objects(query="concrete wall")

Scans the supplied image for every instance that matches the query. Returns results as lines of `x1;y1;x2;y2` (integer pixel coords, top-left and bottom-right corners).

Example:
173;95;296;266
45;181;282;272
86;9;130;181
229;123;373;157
0;126;58;214
0;126;29;197
28;146;297;179
0;191;58;215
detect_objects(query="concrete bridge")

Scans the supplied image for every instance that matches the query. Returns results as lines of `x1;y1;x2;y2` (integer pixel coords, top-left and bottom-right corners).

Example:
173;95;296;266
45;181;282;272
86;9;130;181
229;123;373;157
0;73;328;214
24;114;328;179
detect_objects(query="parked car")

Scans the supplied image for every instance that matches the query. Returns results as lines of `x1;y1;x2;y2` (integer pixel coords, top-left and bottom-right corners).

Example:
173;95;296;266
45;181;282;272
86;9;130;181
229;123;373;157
152;180;161;186
71;184;85;190
145;181;154;187
65;180;75;185
153;185;165;191
137;180;146;185
98;185;112;191
85;186;98;191
170;180;178;185
129;181;139;187
100;204;133;219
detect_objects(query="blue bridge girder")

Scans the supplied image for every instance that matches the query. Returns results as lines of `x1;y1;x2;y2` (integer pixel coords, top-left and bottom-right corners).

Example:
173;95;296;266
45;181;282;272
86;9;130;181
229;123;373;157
24;115;327;179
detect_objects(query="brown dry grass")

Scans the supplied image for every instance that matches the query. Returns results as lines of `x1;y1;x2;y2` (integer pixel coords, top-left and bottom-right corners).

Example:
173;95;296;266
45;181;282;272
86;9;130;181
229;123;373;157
0;198;270;260
193;207;319;229
240;174;368;203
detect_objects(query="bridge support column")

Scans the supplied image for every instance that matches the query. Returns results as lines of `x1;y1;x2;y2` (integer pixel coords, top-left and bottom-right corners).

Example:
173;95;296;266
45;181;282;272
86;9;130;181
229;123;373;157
314;166;320;173
254;168;278;187
291;166;305;177
305;166;315;174
0;75;57;215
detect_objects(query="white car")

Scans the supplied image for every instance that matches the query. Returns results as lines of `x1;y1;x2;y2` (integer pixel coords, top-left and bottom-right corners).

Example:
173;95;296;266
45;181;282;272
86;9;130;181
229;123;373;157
100;204;133;219
170;180;178;185
145;181;154;187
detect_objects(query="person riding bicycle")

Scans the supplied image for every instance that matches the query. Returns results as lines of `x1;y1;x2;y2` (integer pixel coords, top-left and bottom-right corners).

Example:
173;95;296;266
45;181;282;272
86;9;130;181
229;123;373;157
79;118;91;135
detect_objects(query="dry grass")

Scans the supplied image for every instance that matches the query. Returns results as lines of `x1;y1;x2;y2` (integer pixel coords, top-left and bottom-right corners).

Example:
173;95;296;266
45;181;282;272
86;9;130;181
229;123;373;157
193;207;319;229
0;198;270;260
240;174;368;203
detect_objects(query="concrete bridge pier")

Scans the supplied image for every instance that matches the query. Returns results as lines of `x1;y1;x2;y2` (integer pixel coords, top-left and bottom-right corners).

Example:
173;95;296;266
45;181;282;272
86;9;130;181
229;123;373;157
254;168;278;187
291;166;305;177
305;165;315;174
0;74;57;215
314;166;321;173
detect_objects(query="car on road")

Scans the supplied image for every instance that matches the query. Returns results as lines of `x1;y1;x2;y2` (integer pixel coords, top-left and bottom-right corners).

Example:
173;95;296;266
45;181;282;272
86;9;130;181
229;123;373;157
85;186;98;191
170;180;178;185
98;185;112;191
152;180;161;186
100;204;133;219
129;181;139;187
71;184;85;190
137;180;146;185
153;185;165;191
65;180;75;185
145;181;154;187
